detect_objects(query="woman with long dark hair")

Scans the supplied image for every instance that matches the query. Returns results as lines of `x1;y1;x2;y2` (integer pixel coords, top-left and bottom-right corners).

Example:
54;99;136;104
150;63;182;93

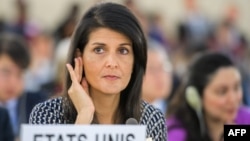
166;52;250;141
29;2;166;140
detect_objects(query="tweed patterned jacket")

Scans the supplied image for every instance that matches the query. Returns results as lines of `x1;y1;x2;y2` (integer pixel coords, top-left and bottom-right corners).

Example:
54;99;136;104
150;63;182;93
29;97;167;141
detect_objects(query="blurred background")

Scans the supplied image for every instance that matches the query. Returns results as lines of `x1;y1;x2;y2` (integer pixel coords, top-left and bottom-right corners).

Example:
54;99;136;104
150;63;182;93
0;0;250;140
1;0;250;39
0;0;249;96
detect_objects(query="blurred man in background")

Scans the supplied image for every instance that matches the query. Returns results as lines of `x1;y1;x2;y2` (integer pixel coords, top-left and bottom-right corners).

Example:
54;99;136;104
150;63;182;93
0;33;47;140
142;40;173;116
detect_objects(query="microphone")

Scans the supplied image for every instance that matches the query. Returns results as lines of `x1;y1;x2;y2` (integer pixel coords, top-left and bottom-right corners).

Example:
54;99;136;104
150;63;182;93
125;118;138;125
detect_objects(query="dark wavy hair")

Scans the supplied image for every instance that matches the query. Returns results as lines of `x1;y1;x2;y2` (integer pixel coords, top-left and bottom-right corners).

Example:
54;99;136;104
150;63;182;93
62;2;147;124
167;52;236;141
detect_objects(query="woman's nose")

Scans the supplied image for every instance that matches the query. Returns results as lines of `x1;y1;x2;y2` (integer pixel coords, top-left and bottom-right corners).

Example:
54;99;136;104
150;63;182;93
105;53;118;69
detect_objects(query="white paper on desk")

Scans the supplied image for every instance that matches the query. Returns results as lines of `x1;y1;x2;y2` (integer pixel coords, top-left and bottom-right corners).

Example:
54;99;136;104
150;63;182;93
20;124;147;141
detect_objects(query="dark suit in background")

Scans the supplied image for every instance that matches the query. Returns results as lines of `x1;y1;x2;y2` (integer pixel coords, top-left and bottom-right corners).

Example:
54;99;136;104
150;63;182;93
6;90;48;139
18;91;48;125
0;107;14;141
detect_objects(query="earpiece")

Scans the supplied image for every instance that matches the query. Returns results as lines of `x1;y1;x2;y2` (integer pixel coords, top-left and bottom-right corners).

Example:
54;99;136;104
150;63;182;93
185;86;206;136
185;86;202;112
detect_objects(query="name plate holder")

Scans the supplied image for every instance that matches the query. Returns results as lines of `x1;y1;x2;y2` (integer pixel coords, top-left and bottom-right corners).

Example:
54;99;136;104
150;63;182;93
20;124;146;141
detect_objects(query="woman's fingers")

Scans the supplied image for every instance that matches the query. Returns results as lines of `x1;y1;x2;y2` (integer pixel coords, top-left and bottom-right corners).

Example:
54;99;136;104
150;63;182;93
66;63;78;83
75;48;83;82
81;77;89;94
71;57;84;82
79;57;83;80
66;57;94;124
74;58;81;82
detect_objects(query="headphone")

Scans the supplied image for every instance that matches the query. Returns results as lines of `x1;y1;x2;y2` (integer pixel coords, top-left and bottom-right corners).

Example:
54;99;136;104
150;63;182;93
185;86;206;136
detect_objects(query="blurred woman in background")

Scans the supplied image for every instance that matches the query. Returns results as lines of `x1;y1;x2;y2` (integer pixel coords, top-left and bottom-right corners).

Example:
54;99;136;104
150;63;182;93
166;52;250;141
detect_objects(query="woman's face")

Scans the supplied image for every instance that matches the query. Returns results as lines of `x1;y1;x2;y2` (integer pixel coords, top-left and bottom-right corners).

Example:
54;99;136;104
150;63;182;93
203;67;242;123
82;28;134;95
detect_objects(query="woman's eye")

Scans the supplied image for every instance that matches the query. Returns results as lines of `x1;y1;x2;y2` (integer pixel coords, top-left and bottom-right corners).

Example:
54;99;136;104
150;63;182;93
216;88;227;96
94;47;104;54
119;48;129;55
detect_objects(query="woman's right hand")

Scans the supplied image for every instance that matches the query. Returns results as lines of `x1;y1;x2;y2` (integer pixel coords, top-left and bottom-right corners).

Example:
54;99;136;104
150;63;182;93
66;57;95;124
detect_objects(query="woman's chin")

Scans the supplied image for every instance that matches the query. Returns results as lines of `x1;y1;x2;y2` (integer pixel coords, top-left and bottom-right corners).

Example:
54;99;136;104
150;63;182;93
101;89;122;95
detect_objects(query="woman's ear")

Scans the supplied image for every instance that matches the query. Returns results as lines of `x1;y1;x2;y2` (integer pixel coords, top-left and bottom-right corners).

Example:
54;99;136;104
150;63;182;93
75;48;85;77
75;48;82;58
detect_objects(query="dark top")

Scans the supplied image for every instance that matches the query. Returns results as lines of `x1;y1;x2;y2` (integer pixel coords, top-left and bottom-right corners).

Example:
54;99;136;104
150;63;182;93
11;91;48;138
29;97;167;141
0;107;14;141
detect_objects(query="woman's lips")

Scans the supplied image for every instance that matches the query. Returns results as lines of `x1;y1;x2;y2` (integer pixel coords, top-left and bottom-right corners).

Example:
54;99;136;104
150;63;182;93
226;108;237;115
103;75;120;80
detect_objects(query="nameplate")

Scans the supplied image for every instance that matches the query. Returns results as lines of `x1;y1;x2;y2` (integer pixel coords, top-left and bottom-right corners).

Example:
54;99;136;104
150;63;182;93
20;124;146;141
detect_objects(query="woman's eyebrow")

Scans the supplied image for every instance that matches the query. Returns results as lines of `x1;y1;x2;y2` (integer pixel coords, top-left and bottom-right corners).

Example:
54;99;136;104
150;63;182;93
92;42;132;46
120;43;132;46
92;42;105;45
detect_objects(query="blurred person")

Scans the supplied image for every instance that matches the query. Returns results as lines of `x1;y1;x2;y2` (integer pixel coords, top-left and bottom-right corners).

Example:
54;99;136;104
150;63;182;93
174;0;212;83
42;38;70;98
0;33;30;107
53;3;80;45
0;18;7;33
7;0;40;41
209;3;244;59
29;2;167;140
142;40;173;116
0;107;14;141
166;52;250;141
0;33;47;139
212;21;242;58
24;32;55;93
46;4;80;97
147;13;172;52
47;18;76;97
177;0;212;48
124;0;149;36
209;3;250;107
237;37;250;106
